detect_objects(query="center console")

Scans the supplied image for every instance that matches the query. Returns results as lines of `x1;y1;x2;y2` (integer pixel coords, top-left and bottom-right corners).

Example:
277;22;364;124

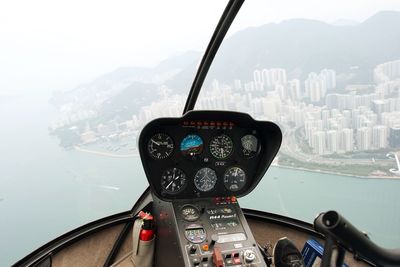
153;195;267;267
138;111;282;267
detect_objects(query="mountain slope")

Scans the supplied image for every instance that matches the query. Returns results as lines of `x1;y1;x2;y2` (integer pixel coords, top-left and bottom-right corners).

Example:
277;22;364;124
206;10;400;82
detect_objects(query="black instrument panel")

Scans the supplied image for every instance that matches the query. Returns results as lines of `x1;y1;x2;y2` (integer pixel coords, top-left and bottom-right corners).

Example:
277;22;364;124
138;111;282;200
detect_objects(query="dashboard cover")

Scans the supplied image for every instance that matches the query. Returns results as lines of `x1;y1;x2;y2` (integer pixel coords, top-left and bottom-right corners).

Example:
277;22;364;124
138;111;282;201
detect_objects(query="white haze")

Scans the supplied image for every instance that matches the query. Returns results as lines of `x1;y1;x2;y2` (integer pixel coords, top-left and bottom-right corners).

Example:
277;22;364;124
0;0;399;94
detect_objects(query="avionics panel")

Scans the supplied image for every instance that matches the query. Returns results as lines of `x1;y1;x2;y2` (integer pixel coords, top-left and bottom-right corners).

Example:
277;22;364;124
173;197;267;267
138;111;282;201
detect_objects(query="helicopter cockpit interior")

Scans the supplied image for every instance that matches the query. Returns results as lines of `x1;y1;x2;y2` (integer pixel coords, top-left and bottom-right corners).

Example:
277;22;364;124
11;0;400;267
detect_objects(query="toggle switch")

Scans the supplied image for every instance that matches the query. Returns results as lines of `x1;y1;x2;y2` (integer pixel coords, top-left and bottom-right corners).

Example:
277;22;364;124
209;234;218;249
190;245;197;255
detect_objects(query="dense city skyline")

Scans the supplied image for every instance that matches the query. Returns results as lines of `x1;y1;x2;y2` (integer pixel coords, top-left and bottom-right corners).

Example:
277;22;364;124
51;59;400;159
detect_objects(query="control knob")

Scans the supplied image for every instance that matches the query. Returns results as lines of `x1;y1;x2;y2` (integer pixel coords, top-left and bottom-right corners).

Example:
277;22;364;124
243;249;256;263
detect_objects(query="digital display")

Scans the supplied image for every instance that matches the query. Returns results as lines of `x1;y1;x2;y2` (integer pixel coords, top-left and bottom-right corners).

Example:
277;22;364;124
185;228;205;236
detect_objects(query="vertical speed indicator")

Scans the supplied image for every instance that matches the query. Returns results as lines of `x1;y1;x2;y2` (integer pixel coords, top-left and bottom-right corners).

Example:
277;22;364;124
224;167;246;192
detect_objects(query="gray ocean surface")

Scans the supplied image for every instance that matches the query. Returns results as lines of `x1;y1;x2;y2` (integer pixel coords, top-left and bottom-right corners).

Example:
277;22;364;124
1;94;399;266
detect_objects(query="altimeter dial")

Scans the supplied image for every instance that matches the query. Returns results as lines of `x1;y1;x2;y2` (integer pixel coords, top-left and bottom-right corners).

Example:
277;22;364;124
209;134;234;159
147;133;174;159
161;168;186;194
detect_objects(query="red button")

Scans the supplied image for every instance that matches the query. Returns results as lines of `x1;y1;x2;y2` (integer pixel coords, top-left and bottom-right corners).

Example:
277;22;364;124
233;257;241;264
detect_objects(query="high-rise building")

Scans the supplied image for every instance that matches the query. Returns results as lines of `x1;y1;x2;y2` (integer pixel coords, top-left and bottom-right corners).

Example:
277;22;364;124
320;69;336;90
311;131;326;155
287;79;301;101
340;128;354;152
372;125;388;149
326;130;338;153
389;126;400;148
234;79;242;90
374;60;400;83
357;127;372;151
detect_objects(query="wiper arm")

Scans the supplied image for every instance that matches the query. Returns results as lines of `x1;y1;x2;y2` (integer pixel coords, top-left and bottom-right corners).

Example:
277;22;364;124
183;0;245;114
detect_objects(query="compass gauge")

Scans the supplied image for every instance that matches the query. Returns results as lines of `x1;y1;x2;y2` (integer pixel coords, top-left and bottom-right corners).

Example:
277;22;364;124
194;167;217;192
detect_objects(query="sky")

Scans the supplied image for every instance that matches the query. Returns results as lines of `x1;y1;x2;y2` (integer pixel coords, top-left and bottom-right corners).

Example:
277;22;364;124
1;0;399;94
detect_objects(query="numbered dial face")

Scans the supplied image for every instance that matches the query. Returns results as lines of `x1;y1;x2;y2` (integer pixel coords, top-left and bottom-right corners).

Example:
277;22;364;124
180;134;203;156
241;134;259;158
224;167;246;192
209;134;234;159
161;168;186;194
147;133;174;159
194;167;217;192
181;205;200;221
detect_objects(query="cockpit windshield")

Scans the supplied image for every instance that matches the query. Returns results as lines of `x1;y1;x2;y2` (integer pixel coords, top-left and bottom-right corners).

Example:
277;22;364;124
197;0;400;248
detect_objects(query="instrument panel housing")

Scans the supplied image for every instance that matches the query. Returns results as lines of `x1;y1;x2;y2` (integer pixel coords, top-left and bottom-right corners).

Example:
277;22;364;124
138;111;282;201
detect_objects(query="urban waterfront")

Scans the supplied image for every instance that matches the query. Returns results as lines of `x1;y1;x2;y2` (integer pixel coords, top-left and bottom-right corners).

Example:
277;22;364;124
1;95;400;266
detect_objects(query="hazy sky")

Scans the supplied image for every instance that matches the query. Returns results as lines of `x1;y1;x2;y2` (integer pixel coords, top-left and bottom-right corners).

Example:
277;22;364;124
1;0;399;94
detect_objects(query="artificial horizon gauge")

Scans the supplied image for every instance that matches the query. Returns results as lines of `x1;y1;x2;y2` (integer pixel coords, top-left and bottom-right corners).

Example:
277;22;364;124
161;168;187;194
209;134;234;159
224;166;246;191
147;133;174;159
180;134;203;156
194;167;218;192
241;134;259;158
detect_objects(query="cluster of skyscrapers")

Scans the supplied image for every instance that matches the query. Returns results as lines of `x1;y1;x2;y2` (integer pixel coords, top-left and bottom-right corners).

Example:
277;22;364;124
52;58;400;156
195;60;400;156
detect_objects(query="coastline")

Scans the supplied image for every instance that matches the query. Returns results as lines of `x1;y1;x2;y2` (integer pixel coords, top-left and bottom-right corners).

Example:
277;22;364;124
74;145;139;158
73;146;400;180
272;163;400;180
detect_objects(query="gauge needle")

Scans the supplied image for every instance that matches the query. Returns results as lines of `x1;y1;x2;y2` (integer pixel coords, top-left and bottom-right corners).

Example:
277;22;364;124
166;180;174;189
151;139;160;146
235;168;238;176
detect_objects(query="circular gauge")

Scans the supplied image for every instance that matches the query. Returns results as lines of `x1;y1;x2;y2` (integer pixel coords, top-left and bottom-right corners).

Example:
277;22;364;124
161;168;186;194
180;134;203;156
241;134;259;158
147;133;174;159
181;205;200;221
224;167;246;192
209;134;234;159
194;167;217;192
